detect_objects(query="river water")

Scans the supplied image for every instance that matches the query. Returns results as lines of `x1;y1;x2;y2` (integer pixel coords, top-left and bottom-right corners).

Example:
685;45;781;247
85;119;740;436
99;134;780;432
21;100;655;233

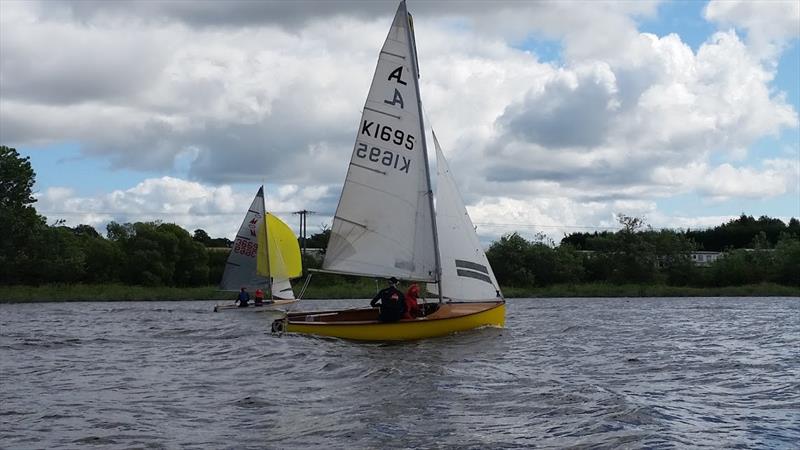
1;297;798;449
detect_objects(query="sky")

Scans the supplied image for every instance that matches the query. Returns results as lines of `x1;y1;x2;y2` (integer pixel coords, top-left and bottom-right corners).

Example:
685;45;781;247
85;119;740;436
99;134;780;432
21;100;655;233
1;0;799;244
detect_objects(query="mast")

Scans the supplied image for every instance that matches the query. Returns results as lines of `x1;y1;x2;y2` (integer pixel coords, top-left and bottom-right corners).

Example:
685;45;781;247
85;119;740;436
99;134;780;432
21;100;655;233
261;186;273;300
403;1;443;303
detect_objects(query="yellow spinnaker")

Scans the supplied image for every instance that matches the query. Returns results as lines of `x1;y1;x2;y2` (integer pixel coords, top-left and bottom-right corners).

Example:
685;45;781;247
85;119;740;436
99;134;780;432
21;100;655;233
257;214;302;279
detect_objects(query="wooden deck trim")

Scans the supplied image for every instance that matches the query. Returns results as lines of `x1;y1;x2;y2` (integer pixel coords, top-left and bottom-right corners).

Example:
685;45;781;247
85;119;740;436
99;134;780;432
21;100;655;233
286;301;504;326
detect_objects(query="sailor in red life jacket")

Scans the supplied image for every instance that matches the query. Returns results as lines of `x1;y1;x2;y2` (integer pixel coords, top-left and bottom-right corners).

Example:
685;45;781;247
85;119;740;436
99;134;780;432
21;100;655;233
370;277;406;322
403;283;421;319
254;288;264;306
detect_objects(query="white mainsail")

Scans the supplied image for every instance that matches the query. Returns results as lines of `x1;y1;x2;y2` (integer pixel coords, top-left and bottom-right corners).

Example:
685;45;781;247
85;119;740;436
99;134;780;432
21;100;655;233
429;132;501;300
219;186;296;299
323;1;438;282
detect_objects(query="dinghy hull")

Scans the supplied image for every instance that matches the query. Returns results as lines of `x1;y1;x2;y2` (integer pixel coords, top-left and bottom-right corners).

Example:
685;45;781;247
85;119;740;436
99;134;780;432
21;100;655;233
213;299;297;312
276;301;504;341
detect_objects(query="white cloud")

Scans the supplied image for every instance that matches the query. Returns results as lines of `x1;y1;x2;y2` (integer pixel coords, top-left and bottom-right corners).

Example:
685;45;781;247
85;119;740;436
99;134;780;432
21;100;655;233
3;0;798;243
34;177;331;239
652;158;799;200
705;0;800;62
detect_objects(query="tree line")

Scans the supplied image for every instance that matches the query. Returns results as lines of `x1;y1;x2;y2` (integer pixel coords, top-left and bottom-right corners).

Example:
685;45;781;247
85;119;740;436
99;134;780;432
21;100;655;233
487;214;799;288
2;145;798;287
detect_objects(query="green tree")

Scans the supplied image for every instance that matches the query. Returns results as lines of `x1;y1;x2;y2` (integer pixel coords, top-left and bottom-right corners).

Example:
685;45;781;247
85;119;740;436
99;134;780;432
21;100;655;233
81;234;124;283
107;221;210;286
305;226;331;249
650;230;697;286
193;228;212;246
608;214;656;284
486;233;534;286
37;226;87;283
207;248;229;285
0;146;47;283
161;223;209;286
552;244;585;284
773;233;800;286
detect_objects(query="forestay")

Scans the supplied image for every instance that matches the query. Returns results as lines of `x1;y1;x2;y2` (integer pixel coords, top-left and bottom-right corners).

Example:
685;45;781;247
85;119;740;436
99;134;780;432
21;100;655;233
429;132;501;300
323;1;437;281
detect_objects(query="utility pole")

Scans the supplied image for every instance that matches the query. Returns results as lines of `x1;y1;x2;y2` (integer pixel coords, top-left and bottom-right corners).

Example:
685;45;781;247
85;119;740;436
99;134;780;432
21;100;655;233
293;209;315;276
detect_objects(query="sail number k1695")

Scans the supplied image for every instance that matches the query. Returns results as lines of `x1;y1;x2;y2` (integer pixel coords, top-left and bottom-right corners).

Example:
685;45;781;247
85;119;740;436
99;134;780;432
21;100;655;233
361;120;415;150
355;142;411;174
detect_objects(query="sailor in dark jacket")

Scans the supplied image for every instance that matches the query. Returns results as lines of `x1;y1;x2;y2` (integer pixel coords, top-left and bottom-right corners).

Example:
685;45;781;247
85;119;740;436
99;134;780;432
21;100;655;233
370;277;406;322
237;287;250;307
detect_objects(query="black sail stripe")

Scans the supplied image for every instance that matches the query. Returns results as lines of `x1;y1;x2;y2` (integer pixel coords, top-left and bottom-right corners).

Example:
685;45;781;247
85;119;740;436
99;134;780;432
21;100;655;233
456;268;493;284
455;259;489;274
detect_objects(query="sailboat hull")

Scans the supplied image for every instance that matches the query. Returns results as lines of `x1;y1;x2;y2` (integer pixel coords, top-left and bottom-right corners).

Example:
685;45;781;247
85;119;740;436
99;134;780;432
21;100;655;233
276;301;504;341
213;299;297;312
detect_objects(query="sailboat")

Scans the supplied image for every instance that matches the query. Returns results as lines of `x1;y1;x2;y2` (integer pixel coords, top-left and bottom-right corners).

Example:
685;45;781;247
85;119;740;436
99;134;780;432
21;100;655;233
214;186;302;312
271;1;504;339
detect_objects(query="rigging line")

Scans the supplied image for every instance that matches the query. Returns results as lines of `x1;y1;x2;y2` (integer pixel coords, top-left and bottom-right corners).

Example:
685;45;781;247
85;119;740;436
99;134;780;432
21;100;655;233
38;210;303;217
472;222;619;230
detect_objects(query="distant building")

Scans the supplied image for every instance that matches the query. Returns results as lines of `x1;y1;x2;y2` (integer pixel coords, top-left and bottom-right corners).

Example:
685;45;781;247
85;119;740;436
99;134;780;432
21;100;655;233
690;251;722;266
302;248;326;263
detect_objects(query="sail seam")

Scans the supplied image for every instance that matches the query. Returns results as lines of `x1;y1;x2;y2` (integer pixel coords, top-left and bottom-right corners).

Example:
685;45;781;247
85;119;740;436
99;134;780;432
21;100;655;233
350;162;386;175
364;106;400;119
334;215;368;229
346;179;417;210
380;50;406;59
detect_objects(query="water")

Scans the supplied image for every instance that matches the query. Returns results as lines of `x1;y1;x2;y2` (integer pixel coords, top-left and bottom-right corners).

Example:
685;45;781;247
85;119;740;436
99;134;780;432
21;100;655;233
1;297;798;449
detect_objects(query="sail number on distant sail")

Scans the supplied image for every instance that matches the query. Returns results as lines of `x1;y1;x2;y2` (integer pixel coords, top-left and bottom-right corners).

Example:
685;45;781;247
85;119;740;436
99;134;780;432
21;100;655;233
353;65;416;175
233;237;257;258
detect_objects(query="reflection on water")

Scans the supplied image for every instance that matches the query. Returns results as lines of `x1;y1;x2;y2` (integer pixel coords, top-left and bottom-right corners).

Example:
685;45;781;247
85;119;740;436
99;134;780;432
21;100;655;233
1;297;798;448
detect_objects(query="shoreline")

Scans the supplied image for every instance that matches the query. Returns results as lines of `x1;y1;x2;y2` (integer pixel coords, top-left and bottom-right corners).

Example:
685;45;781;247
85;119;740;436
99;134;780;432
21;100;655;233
0;282;797;303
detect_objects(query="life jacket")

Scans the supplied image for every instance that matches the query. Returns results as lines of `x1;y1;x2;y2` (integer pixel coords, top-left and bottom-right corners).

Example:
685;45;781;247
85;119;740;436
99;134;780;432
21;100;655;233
403;284;421;319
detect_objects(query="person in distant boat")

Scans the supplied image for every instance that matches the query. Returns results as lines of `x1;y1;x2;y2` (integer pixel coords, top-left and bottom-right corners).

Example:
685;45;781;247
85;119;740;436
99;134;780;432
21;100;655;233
370;277;406;322
254;288;264;306
237;287;250;308
403;283;422;319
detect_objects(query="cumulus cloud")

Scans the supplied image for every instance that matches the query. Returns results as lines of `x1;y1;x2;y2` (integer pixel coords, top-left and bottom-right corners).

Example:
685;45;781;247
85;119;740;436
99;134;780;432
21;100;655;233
3;0;798;241
497;63;619;149
487;30;797;202
705;0;800;62
34;177;333;239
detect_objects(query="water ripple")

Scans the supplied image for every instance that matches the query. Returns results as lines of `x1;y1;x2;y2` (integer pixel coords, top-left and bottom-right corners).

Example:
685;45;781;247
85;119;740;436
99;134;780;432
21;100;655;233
1;297;798;448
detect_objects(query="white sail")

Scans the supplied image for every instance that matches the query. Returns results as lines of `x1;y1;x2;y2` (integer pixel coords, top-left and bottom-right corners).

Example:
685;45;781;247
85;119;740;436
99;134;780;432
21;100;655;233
219;186;295;299
429;132;501;300
272;278;295;300
220;187;270;292
323;1;437;282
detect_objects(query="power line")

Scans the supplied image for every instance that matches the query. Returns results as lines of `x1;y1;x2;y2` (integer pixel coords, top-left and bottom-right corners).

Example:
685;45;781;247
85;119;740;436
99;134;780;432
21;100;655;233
38;210;302;217
40;210;623;231
473;222;618;230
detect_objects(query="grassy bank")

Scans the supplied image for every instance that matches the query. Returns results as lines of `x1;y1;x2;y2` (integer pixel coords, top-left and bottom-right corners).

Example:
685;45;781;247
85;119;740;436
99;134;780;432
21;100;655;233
0;284;226;303
1;282;797;303
0;280;382;303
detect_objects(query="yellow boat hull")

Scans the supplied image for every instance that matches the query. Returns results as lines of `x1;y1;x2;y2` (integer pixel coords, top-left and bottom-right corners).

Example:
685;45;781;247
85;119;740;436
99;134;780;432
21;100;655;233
280;301;505;341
